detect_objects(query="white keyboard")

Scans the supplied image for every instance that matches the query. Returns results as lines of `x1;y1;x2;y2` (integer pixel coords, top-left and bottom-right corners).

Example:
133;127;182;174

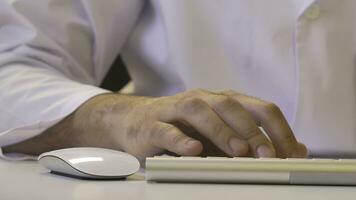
145;156;356;185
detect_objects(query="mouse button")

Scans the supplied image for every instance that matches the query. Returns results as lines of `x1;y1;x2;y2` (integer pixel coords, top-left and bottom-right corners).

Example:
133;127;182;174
71;154;140;177
59;148;116;160
48;148;104;161
41;148;84;160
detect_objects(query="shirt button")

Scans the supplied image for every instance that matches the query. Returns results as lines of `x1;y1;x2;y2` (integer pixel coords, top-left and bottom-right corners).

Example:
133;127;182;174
304;4;321;20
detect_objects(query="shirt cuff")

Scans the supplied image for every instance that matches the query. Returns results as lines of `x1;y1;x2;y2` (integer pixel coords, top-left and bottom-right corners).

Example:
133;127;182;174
0;86;111;148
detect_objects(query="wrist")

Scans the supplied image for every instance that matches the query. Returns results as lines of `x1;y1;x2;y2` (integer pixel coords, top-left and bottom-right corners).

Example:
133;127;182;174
71;93;139;150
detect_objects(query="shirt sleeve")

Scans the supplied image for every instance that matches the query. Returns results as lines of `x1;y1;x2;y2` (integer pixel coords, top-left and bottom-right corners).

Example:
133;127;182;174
0;0;144;147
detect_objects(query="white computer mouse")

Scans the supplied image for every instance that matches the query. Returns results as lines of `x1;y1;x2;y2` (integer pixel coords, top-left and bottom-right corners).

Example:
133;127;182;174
38;147;140;179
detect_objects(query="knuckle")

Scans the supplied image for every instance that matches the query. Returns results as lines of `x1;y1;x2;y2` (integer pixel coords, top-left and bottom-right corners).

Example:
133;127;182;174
192;88;207;94
171;133;185;145
185;88;207;97
220;89;235;95
150;123;172;140
214;96;249;121
213;96;242;117
215;96;237;110
179;97;207;115
261;102;283;117
162;125;177;135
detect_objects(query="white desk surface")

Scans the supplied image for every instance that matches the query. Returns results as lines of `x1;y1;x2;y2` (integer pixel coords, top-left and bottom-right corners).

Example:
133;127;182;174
0;160;355;200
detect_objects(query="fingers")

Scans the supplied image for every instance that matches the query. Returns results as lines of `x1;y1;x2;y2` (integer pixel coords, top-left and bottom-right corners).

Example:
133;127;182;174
170;96;249;156
148;122;203;156
203;95;276;157
223;91;308;158
155;89;306;158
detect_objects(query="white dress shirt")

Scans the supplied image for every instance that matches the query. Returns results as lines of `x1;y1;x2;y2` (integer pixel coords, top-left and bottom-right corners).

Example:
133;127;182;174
1;0;356;156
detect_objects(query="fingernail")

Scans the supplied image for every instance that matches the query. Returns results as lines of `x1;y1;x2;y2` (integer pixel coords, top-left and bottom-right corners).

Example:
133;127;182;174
229;137;248;156
257;144;275;157
185;139;198;146
184;139;203;155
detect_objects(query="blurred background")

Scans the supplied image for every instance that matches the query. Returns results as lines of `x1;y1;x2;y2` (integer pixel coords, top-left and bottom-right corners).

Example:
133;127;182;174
100;56;131;92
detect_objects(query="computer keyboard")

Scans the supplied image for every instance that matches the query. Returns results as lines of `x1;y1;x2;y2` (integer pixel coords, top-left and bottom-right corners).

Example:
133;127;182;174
145;156;356;185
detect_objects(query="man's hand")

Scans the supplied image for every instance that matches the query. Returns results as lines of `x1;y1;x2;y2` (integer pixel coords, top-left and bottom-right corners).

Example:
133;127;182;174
3;89;307;161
